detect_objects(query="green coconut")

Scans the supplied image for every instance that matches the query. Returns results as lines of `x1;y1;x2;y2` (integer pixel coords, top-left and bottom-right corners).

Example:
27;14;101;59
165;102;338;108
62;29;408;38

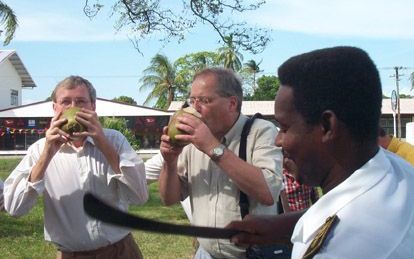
60;107;85;136
168;106;201;146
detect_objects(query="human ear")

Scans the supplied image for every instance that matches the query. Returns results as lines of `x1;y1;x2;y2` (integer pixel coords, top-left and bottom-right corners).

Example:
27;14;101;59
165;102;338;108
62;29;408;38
320;110;338;142
229;96;238;111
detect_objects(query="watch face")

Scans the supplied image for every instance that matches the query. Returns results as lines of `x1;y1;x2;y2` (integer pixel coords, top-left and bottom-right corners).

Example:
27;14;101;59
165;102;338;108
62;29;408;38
214;146;224;156
212;144;225;160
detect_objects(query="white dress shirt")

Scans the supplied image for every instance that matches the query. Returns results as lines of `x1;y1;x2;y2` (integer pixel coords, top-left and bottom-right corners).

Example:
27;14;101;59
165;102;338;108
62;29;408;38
4;129;148;252
291;149;414;259
144;152;193;222
144;151;164;183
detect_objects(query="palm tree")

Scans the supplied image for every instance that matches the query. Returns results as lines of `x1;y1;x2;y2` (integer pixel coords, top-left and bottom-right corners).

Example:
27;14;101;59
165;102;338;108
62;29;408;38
139;54;178;110
0;2;18;45
217;34;243;71
243;59;263;90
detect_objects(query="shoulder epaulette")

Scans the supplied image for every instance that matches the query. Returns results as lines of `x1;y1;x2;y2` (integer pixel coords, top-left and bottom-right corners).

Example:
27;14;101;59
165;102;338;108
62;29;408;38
302;214;338;259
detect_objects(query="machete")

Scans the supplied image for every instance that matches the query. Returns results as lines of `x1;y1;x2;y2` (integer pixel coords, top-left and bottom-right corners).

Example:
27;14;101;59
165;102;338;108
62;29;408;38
83;192;240;239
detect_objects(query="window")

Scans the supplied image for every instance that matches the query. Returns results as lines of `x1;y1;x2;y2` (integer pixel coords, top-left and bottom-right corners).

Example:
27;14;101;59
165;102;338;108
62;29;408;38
10;89;18;106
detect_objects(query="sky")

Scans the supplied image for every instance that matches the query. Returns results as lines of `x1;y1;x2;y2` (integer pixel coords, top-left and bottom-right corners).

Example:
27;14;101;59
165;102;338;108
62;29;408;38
2;0;414;106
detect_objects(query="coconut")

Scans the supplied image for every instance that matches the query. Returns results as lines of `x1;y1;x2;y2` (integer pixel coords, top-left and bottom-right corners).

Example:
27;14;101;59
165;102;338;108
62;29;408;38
168;106;201;146
59;107;85;137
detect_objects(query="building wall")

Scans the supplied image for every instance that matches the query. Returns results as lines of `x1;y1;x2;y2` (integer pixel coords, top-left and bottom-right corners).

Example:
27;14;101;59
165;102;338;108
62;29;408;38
0;115;171;151
0;59;22;110
380;115;414;139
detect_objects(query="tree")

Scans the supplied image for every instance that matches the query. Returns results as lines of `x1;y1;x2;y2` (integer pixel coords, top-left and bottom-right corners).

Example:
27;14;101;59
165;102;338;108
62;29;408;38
174;51;220;95
243;59;262;90
0;1;18;45
399;94;413;98
112;96;137;105
100;117;140;150
83;0;270;54
139;54;181;109
245;75;280;100
217;34;243;71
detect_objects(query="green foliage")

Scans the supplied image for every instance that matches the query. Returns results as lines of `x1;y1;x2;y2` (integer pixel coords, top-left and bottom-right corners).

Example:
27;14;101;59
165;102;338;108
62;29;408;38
245;75;280;101
112;96;137;105
83;0;270;54
139;54;183;109
100;117;140;150
399;94;413;98
0;1;18;45
0;158;195;258
217;35;243;71
241;59;263;96
174;51;221;97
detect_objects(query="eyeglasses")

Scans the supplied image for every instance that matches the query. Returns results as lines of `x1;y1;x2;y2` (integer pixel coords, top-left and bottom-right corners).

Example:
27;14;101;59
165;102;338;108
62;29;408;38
186;96;214;105
57;98;91;108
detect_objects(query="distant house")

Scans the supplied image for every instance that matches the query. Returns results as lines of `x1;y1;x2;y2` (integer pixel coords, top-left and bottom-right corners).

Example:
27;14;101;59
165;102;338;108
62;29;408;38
0;98;172;152
170;99;414;138
0;50;36;110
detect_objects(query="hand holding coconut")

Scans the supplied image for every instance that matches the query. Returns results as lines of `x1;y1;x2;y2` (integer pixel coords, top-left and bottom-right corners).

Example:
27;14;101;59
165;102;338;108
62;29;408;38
43;111;74;157
167;106;202;147
162;106;221;159
160;107;202;162
59;107;86;139
58;107;108;149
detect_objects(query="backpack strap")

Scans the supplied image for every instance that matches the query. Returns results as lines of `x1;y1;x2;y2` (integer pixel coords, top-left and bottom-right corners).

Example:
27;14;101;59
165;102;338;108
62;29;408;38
239;113;263;219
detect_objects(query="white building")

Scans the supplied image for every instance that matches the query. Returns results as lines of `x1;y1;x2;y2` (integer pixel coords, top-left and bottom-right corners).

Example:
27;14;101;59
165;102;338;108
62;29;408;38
170;99;414;138
0;98;172;153
0;50;36;110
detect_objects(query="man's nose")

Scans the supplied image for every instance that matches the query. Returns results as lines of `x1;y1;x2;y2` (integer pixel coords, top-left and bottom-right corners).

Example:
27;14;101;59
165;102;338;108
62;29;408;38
192;101;202;113
275;132;282;147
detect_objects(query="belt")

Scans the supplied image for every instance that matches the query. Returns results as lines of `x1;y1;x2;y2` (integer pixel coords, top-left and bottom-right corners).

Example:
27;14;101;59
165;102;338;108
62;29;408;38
59;233;131;256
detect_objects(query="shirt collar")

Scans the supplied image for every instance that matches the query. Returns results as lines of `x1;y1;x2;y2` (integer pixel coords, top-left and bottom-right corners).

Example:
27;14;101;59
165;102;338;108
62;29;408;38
61;136;95;152
292;149;390;243
222;114;248;146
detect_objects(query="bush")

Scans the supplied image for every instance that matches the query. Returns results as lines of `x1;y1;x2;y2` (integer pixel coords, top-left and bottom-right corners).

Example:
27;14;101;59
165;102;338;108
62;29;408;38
100;117;140;150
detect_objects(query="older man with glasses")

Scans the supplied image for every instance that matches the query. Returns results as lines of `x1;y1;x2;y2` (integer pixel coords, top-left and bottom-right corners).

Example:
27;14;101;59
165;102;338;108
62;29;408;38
159;68;283;258
4;75;148;259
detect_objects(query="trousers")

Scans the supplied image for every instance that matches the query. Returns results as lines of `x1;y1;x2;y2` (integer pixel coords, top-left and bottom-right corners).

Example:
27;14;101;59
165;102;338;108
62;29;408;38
56;233;143;259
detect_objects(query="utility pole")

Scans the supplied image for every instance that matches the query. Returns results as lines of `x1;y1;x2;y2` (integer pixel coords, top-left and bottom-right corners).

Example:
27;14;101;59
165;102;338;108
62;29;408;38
384;66;414;138
390;66;406;139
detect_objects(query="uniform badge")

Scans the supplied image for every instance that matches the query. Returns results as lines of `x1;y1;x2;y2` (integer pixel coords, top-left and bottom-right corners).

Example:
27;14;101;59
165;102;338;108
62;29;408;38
302;214;338;259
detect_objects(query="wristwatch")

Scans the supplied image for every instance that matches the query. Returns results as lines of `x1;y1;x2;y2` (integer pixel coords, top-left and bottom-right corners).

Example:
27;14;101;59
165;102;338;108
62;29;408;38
210;144;226;161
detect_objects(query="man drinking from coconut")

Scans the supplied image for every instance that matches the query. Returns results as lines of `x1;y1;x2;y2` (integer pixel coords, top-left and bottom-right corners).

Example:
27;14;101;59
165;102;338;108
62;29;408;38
4;76;148;259
159;68;283;258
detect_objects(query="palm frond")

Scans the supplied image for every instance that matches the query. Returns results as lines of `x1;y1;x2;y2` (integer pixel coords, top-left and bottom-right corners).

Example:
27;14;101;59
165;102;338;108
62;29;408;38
0;2;18;45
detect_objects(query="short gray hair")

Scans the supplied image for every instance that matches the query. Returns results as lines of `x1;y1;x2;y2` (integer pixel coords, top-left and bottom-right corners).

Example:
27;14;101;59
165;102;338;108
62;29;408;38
51;75;96;103
193;68;243;111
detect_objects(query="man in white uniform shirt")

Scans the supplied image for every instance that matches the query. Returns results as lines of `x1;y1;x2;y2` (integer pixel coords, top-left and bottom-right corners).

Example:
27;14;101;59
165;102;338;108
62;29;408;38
4;76;148;259
228;47;414;258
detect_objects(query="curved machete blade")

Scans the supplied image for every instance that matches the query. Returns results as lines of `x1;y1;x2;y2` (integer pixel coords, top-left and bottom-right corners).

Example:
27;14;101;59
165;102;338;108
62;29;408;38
83;192;240;239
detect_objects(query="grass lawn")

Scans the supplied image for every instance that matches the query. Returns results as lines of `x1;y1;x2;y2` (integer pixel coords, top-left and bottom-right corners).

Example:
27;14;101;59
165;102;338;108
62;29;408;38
0;157;196;259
